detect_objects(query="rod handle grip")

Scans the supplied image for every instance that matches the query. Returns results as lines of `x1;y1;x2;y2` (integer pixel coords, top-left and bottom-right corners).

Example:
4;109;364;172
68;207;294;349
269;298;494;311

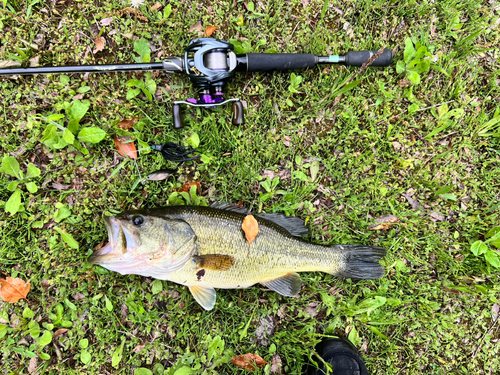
246;53;318;72
344;49;392;67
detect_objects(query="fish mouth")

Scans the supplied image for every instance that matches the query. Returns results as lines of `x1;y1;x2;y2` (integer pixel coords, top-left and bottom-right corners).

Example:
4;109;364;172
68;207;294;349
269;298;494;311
88;216;145;276
88;216;127;265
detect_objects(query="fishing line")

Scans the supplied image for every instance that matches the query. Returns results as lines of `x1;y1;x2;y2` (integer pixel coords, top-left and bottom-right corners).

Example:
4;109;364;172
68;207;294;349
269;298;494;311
130;142;200;183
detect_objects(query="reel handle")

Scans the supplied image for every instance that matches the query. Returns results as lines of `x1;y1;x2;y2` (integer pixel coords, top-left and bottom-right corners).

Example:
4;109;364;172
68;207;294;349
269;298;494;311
172;99;244;129
231;101;244;126
173;103;184;129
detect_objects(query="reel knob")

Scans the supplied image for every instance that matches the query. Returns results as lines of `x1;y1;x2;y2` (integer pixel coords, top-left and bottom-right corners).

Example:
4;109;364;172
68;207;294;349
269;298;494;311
173;103;184;129
231;100;244;126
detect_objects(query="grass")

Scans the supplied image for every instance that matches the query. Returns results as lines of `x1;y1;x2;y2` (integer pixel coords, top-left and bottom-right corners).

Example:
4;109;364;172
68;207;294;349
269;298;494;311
1;0;499;374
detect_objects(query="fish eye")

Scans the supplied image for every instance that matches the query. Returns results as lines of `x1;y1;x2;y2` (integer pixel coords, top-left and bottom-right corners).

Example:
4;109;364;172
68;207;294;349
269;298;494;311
132;215;144;226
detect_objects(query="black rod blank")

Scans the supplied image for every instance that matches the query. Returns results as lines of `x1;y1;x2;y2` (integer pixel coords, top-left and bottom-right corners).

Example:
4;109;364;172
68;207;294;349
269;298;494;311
0;62;165;76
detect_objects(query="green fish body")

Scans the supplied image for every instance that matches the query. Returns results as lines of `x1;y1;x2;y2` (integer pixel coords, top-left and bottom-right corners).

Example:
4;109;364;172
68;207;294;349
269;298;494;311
89;204;386;310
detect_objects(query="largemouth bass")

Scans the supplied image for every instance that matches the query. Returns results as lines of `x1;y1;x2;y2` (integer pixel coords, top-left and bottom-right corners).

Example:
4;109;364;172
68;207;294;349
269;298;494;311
89;203;387;310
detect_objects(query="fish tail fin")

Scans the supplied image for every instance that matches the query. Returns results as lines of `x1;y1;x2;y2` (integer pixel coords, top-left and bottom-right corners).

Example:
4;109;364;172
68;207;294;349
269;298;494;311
332;245;387;279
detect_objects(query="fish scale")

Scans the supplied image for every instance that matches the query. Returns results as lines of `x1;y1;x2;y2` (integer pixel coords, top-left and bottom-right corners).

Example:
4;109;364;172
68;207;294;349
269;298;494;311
89;205;387;310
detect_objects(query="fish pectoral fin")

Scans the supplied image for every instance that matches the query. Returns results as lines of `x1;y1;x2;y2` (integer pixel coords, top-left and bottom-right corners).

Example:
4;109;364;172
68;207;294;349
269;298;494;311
261;272;302;297
161;242;196;274
192;254;235;271
188;285;217;311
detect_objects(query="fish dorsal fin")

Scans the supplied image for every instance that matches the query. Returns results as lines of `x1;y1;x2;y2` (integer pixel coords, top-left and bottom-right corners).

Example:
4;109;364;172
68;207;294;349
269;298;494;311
189;285;217;310
261;273;302;297
192;254;235;271
255;213;309;238
210;201;250;214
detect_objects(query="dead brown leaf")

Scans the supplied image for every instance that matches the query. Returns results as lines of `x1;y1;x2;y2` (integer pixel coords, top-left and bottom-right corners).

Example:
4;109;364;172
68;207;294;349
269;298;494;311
100;17;113;26
177;181;201;195
230;353;268;371
28;357;38;374
73;292;85;300
52;182;71;190
304;302;319;317
367;223;392;231
403;192;421;210
430;212;445;222
254;314;276;346
242;215;259;246
41;279;50;293
53;328;69;338
204;26;218;37
94;36;105;53
492;303;499;321
442;285;460;295
114;136;137;159
374;215;399;224
271;353;283;374
0;60;22;69
150;2;163;11
398;79;411;88
366;215;399;230
282;135;291;147
261;170;275;180
117;116;139;130
0;277;31;303
367;215;399;231
132;343;146;353
189;21;203;36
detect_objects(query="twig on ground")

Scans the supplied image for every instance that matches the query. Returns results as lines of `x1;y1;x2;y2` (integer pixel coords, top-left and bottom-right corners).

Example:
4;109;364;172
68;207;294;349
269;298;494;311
416;100;455;112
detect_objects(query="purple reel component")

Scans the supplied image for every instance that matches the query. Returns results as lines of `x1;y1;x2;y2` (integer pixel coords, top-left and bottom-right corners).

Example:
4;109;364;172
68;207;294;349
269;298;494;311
187;92;224;106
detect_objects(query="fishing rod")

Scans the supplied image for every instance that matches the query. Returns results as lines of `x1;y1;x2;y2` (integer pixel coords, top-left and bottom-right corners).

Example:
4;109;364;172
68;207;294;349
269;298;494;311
0;38;392;129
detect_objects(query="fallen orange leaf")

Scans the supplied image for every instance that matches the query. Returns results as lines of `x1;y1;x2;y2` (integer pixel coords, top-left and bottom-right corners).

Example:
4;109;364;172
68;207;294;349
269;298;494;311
242;215;259;246
204;26;218;37
0;277;31;303
230;353;268;371
114;136;137;159
176;181;201;195
117;117;139;130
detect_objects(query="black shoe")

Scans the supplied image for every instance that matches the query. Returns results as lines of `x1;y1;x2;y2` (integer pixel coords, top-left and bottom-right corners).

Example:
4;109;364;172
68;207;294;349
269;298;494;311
304;337;369;375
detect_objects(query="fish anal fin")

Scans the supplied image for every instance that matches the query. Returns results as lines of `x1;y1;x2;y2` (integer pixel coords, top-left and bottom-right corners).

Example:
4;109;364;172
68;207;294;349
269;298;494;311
188;285;216;311
255;213;309;237
193;254;235;271
261;272;302;297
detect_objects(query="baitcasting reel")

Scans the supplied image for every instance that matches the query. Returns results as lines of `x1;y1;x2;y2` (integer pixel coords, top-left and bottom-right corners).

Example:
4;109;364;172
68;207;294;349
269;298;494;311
171;38;244;129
